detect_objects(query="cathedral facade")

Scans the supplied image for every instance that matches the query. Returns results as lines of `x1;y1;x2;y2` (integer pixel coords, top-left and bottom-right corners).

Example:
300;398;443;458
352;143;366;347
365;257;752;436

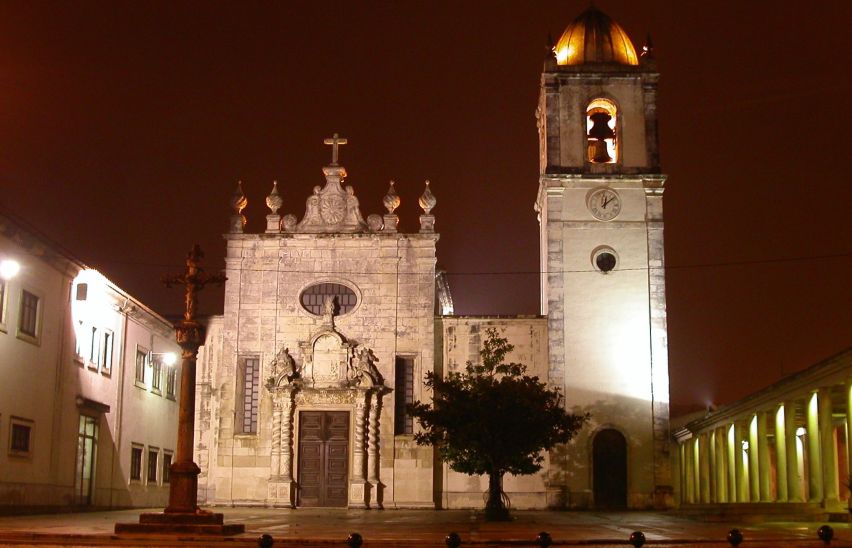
195;7;672;510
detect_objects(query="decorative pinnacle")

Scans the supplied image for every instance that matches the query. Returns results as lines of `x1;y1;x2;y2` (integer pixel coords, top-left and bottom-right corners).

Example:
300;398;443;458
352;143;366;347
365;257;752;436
230;181;248;215
383;180;400;214
266;180;283;214
641;33;655;58
418;180;436;215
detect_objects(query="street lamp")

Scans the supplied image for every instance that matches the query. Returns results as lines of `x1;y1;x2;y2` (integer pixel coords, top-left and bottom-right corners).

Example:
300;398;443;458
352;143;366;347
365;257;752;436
0;259;20;279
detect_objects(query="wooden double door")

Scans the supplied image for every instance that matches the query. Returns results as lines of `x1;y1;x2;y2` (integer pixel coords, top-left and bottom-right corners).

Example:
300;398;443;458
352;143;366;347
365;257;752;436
298;411;349;507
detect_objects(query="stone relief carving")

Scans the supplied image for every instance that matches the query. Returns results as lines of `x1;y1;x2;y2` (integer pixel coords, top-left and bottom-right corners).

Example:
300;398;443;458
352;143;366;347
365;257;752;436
266;346;299;390
349;345;383;387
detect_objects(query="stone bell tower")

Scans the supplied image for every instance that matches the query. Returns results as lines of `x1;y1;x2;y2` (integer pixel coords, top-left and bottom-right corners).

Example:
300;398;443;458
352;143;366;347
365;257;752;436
534;7;672;509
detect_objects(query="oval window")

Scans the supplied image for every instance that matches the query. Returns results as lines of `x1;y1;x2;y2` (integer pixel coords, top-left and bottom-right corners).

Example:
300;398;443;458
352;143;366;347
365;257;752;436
300;283;358;316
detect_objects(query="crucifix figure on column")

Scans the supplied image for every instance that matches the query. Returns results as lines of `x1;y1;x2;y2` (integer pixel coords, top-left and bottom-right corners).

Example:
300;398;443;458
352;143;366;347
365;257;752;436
323;132;348;166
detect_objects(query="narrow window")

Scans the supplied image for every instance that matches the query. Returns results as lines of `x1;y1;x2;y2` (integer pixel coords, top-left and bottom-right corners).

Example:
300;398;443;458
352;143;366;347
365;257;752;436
238;357;260;434
147;448;158;483
0;279;6;325
101;330;113;374
89;326;99;364
130;446;142;481
586;98;618;164
135;349;147;385
151;357;162;392
394;357;415;435
9;419;33;456
162;452;172;483
18;290;39;337
166;365;177;399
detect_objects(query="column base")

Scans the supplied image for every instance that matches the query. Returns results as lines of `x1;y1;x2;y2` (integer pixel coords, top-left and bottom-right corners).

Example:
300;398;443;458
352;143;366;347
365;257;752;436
349;479;369;508
115;511;245;535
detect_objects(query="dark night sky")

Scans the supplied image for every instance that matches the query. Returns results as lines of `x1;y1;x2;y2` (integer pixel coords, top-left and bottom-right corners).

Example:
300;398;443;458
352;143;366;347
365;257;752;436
1;1;850;411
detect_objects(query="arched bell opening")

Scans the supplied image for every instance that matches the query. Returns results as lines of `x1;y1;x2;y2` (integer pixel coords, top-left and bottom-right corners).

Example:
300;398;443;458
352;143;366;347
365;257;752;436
586;98;619;164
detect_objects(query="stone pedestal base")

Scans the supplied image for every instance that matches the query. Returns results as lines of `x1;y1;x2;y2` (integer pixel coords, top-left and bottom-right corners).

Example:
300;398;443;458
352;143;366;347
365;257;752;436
349;480;369;508
115;511;245;535
267;479;296;507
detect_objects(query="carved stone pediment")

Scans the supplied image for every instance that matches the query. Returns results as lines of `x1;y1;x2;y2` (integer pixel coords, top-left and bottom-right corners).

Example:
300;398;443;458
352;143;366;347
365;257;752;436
292;166;367;233
299;326;353;388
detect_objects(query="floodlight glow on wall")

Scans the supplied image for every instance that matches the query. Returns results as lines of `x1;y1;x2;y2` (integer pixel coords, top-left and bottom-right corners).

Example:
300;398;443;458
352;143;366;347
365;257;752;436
0;259;20;279
150;351;177;367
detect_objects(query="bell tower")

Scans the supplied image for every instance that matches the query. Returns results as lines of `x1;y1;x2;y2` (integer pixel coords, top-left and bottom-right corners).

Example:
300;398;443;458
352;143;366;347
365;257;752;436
535;7;672;509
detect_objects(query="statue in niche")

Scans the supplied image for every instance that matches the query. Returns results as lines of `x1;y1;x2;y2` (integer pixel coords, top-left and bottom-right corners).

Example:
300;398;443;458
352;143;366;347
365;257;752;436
266;346;298;389
322;295;337;326
349;345;383;387
344;185;367;229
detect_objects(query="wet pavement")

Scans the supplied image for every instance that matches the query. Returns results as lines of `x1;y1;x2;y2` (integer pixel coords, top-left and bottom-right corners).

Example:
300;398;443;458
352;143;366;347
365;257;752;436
0;507;849;546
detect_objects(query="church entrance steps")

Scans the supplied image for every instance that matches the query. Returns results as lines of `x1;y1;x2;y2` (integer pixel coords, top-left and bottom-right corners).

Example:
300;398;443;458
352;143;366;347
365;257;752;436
676;502;830;522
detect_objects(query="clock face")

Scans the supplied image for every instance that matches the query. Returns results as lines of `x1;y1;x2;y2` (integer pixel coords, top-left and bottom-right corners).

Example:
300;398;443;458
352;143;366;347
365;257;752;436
588;188;621;221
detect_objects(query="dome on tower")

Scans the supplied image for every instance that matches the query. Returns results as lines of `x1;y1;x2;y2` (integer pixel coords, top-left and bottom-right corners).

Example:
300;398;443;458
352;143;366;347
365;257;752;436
553;7;639;66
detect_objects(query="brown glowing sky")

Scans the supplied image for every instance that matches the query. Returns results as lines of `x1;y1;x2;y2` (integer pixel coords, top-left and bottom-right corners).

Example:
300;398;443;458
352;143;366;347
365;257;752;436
1;1;850;411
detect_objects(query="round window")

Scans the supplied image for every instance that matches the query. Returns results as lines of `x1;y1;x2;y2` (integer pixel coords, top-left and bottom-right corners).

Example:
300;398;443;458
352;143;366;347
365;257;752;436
300;282;358;316
591;247;618;274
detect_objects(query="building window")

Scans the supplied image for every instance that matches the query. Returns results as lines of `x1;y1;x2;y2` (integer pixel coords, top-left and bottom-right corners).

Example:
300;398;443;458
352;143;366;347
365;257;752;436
135;349;147;386
151;357;162;392
166;365;177;400
130;445;143;481
0;279;6;329
18;289;40;341
162;451;172;483
9;417;33;456
100;330;113;374
394;357;415;435
238;357;260;434
299;282;358;316
147;448;159;484
586;98;618;164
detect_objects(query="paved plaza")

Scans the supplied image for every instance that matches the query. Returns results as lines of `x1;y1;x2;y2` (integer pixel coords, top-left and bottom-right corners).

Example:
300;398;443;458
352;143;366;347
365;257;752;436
0;508;849;547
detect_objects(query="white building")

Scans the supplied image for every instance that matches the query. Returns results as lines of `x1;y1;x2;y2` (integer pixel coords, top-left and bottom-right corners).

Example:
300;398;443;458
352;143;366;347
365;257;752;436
0;209;181;511
196;7;672;510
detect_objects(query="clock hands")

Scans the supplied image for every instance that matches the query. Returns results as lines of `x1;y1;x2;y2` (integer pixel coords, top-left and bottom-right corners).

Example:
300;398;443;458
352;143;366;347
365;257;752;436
601;194;612;209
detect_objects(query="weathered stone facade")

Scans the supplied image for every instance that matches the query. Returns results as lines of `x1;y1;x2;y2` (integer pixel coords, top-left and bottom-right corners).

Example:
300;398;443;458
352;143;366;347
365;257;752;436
196;6;672;511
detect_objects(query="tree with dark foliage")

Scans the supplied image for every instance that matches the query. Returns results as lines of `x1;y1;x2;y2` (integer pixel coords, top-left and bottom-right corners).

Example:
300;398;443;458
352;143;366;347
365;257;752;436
407;328;588;520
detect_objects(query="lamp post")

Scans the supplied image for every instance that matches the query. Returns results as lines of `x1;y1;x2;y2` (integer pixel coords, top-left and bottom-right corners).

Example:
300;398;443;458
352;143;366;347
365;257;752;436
116;245;243;535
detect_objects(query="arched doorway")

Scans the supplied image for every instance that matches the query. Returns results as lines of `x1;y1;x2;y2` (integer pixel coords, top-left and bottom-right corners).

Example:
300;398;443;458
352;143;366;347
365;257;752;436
593;428;627;509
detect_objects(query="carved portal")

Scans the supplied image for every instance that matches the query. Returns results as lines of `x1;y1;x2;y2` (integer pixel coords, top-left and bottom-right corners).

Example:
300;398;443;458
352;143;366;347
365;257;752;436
266;320;389;508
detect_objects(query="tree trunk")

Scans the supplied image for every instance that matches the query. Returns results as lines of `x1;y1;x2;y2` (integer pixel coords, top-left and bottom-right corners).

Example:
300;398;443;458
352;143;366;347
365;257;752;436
485;471;509;521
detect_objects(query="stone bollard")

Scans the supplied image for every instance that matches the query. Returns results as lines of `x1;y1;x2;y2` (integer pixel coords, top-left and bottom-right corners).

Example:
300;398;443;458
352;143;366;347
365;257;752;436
818;525;834;545
347;532;363;548
727;528;743;547
445;531;462;547
536;531;552;547
258;533;274;548
629;531;646;547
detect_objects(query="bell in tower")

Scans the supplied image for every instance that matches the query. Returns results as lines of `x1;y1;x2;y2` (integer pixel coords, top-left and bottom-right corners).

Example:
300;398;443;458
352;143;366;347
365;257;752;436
587;110;615;163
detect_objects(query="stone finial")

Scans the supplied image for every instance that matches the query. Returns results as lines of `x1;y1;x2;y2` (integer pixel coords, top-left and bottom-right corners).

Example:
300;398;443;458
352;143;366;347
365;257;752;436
229;181;248;233
230;181;248;215
383;180;400;214
266;181;283;214
418;180;436;214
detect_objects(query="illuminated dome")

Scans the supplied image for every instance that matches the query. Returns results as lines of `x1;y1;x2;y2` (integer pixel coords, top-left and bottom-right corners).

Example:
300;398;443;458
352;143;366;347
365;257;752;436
554;7;639;66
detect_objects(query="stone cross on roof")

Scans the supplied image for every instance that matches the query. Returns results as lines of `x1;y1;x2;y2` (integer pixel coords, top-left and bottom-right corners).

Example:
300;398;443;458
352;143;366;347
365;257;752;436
323;133;348;166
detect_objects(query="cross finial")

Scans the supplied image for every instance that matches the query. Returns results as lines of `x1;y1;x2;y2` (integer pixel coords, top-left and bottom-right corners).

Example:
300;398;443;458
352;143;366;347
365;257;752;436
162;245;227;323
323;133;348;166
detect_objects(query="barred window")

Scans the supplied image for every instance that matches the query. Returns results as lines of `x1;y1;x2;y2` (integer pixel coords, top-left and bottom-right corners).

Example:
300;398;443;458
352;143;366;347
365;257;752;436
10;420;32;454
394;357;415;435
238;357;260;434
135;349;147;385
166;366;177;399
300;283;357;316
